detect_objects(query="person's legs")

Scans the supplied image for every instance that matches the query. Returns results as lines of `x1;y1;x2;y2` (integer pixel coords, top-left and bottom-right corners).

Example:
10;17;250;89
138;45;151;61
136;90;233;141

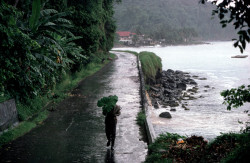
105;125;111;146
111;124;117;150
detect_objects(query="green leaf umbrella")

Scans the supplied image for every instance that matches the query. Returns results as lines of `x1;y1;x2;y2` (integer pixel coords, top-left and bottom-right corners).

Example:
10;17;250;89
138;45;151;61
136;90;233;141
97;95;118;114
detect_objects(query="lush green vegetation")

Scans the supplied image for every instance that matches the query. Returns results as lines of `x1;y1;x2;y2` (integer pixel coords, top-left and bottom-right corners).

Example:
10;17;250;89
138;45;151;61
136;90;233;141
114;0;236;44
203;133;250;163
139;51;162;84
1;0;118;102
145;132;250;163
146;133;185;163
0;0;118;145
0;0;118;116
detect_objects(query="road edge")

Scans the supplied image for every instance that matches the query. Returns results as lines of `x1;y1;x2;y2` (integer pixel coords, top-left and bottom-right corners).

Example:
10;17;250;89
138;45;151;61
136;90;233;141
137;56;156;144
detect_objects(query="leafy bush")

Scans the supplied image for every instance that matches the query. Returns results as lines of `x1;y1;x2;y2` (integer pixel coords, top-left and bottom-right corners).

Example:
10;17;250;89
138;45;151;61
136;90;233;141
204;133;250;163
221;85;250;110
1;1;115;101
146;133;184;163
0;3;41;101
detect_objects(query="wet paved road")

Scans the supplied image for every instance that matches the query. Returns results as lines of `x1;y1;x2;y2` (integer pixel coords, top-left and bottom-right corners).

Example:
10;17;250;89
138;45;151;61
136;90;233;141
0;52;147;163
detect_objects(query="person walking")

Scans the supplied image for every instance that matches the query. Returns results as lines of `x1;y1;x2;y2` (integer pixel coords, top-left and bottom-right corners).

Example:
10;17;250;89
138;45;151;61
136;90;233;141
97;95;121;150
103;104;121;150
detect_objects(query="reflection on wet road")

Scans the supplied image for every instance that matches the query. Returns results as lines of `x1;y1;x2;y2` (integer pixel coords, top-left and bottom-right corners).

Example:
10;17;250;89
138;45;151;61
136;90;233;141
0;52;147;163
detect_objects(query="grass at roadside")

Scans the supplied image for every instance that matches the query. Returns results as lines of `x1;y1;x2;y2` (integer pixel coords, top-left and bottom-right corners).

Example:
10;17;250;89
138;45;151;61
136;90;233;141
0;110;49;147
136;110;146;126
0;53;116;148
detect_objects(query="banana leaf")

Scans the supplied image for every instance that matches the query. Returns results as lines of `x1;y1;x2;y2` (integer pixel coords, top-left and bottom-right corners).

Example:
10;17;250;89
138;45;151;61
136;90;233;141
97;95;118;114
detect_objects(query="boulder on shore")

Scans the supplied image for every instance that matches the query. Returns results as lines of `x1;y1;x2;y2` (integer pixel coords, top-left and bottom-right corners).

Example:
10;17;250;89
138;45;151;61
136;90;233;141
159;112;172;118
177;83;187;90
148;69;199;110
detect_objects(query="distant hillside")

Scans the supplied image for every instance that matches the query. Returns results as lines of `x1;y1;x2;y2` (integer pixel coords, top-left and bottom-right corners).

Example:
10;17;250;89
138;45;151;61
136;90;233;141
114;0;236;42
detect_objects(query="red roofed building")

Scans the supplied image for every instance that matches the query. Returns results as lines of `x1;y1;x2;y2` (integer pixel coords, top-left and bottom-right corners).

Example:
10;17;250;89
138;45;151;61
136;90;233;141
116;31;136;45
116;31;136;38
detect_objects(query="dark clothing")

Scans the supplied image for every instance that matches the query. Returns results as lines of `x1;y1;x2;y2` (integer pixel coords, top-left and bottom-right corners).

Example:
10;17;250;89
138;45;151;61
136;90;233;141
105;105;120;124
104;105;121;147
105;122;116;145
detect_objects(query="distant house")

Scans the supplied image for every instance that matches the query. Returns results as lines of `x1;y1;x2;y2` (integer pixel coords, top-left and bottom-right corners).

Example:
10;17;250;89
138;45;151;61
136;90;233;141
116;31;136;45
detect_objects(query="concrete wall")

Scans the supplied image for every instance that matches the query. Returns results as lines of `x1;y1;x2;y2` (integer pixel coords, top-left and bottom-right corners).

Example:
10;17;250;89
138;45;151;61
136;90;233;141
0;99;19;132
137;56;156;144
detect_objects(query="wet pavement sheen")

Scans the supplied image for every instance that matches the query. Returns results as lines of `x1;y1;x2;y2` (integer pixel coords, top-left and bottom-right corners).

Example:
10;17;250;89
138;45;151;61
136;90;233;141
0;52;147;163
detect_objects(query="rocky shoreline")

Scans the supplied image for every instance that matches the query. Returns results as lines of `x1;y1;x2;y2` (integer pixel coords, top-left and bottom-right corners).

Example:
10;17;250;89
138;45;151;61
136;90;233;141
148;69;204;118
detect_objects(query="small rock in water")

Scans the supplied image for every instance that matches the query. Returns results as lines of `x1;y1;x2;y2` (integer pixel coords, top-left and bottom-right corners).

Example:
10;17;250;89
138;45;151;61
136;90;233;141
183;92;188;97
170;108;176;112
154;101;159;109
175;70;183;74
188;79;197;85
159;112;172;118
187;87;198;93
182;104;190;110
198;77;207;80
188;96;197;100
204;85;210;88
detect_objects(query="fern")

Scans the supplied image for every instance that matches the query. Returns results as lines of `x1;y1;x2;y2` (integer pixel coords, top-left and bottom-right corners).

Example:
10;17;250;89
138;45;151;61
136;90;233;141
40;9;58;16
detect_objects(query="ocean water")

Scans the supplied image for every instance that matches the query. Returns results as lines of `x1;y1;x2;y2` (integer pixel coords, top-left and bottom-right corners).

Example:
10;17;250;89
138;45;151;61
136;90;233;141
113;42;250;140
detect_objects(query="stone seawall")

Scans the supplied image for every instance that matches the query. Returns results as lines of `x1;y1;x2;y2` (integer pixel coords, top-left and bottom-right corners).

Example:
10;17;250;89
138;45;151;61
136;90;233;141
137;56;156;144
0;99;18;132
